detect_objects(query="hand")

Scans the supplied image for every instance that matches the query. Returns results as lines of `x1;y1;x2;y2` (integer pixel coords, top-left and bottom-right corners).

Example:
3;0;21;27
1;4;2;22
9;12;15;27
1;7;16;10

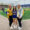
19;16;21;18
18;16;21;19
7;12;9;14
18;16;20;18
19;16;20;18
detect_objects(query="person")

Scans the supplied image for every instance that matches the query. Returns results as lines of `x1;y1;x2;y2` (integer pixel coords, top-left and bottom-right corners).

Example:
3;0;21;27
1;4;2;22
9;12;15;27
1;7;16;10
7;4;13;29
12;6;18;28
13;6;17;18
2;8;4;13
11;18;18;29
17;4;24;30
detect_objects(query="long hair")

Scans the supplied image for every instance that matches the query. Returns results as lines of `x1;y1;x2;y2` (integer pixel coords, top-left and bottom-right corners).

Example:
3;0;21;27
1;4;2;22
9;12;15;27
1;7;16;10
13;6;16;11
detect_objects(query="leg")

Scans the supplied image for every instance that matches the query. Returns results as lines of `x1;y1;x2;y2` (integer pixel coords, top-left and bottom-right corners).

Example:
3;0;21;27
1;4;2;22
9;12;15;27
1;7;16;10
17;17;22;27
9;16;13;29
19;18;22;27
9;16;13;27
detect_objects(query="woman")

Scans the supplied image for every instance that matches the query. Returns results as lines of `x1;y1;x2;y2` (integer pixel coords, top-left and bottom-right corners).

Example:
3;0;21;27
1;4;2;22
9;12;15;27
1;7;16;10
7;4;13;29
12;6;17;28
13;6;17;18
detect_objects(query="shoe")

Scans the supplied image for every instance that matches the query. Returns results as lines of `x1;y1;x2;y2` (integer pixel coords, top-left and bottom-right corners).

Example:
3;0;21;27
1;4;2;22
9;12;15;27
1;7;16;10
14;25;16;28
13;24;18;29
10;26;13;30
18;27;22;30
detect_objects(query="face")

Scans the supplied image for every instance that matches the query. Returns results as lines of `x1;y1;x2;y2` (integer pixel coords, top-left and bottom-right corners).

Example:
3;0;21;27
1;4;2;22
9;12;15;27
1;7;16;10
9;4;11;9
13;6;16;9
13;6;16;10
17;5;20;9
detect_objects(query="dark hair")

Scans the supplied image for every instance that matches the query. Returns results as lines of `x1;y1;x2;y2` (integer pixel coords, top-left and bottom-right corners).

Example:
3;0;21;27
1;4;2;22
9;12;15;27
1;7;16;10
13;7;16;11
9;8;11;10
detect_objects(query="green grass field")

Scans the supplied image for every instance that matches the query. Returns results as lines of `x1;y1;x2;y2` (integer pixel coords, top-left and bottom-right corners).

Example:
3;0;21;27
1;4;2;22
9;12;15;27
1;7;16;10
0;8;30;20
23;10;30;19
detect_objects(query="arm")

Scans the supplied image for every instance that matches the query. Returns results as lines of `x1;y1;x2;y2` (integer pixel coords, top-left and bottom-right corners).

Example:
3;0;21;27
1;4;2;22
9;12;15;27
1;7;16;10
7;9;9;16
20;8;24;18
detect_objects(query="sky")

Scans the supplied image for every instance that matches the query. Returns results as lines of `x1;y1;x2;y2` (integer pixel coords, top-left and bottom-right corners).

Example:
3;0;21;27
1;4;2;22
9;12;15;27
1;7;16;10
0;0;30;5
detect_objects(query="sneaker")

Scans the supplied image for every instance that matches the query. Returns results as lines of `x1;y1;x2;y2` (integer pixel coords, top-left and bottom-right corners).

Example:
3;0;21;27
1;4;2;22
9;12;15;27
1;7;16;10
14;25;16;28
18;27;22;30
10;26;13;30
13;24;18;29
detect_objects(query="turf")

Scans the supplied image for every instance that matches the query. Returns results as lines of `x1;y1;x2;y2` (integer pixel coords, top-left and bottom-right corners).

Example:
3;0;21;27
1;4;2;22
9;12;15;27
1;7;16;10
23;10;30;19
0;10;7;17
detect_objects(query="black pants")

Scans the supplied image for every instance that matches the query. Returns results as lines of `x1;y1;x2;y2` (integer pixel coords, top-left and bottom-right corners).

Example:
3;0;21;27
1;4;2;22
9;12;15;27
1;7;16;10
17;17;22;27
9;16;13;27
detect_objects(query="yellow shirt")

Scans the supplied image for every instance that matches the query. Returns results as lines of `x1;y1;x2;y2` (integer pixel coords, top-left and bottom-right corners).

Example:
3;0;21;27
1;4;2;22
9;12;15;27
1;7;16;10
23;9;24;15
7;8;13;18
